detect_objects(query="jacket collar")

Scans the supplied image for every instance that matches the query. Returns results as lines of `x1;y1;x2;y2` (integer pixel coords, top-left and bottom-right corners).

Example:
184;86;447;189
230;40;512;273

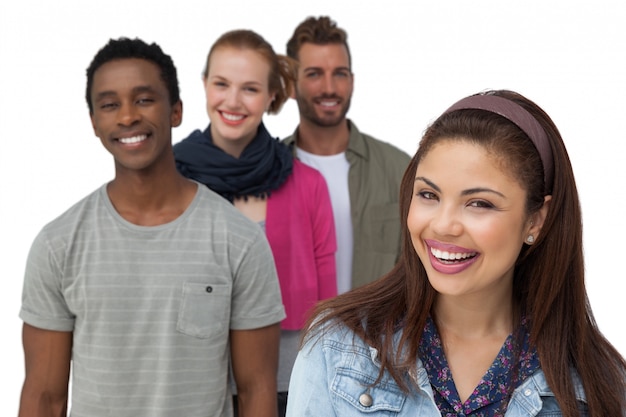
286;120;370;161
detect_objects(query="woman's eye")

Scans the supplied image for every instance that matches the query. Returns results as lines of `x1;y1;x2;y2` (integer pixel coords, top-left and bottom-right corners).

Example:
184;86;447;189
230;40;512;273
468;200;494;209
417;191;438;200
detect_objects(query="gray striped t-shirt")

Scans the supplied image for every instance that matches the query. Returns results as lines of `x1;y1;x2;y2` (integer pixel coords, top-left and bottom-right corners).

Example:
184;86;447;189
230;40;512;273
20;183;285;417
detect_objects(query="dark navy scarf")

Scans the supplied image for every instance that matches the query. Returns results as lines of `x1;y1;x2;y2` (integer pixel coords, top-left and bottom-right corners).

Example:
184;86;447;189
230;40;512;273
173;123;293;202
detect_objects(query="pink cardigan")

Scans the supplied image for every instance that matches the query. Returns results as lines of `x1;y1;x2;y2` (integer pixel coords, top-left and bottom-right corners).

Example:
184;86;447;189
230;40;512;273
266;160;337;330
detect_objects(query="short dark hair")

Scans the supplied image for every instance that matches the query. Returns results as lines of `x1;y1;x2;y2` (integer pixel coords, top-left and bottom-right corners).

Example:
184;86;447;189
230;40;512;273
85;37;180;113
286;16;351;68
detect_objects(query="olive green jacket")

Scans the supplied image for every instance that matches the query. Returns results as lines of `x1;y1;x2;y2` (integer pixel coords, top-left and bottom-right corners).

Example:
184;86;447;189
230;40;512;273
283;120;411;289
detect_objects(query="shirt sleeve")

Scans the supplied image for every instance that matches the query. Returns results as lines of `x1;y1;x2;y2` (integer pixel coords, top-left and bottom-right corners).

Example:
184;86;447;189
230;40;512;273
19;229;75;331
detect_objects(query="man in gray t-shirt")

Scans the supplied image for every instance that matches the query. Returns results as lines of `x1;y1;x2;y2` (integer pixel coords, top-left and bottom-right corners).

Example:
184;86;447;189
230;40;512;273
18;38;285;417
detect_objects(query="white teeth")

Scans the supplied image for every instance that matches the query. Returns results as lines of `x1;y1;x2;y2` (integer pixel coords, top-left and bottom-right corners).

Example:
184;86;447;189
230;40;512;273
431;247;476;261
320;101;338;107
119;135;147;144
222;112;244;121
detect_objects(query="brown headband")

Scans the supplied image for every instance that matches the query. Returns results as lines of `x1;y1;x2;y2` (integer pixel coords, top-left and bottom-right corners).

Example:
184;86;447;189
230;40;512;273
444;94;554;192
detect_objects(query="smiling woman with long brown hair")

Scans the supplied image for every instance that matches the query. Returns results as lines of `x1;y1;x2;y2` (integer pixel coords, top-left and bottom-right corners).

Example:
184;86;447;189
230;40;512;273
287;90;626;417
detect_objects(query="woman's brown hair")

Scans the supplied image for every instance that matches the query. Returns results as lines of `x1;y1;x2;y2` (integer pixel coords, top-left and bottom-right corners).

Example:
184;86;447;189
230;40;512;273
303;90;626;417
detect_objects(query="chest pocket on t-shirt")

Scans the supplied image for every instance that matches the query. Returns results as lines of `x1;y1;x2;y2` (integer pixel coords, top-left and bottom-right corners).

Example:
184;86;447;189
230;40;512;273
177;282;230;339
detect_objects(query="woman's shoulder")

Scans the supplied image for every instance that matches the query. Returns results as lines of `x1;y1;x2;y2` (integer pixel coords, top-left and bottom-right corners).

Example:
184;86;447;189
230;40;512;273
173;129;210;160
507;369;588;416
304;315;404;354
302;317;374;361
289;160;331;202
291;158;326;181
272;159;329;202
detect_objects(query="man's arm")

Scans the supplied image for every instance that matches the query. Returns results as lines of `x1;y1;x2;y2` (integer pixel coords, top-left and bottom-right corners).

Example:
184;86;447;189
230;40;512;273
231;323;281;417
18;323;72;417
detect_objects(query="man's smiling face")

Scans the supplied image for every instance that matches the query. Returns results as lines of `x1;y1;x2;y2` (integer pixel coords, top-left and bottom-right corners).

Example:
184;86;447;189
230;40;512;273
89;58;182;174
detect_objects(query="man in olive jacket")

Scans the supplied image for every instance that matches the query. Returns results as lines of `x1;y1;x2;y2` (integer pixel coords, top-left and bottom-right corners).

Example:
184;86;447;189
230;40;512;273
283;16;411;293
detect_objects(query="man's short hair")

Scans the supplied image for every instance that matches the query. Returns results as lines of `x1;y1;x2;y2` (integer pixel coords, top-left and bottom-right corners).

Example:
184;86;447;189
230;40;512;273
85;37;180;113
286;16;351;68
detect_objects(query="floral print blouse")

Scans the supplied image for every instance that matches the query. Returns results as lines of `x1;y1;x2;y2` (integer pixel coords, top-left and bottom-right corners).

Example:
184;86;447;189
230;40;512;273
418;316;540;416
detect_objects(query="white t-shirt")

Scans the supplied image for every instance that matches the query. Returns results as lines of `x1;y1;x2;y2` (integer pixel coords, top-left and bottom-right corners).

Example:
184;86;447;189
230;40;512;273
296;147;353;294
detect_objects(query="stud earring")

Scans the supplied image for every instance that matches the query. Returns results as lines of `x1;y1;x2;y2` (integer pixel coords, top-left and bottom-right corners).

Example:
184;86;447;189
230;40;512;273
526;235;535;244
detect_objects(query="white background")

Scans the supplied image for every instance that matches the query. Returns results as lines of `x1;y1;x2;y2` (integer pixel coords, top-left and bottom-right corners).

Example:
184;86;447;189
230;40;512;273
1;0;624;411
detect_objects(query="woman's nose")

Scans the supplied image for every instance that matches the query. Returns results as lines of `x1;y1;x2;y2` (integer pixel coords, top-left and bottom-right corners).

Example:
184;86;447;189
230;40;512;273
224;88;240;108
430;205;463;237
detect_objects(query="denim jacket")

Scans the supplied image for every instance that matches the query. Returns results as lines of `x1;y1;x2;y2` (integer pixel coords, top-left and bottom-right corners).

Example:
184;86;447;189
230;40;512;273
286;323;588;416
